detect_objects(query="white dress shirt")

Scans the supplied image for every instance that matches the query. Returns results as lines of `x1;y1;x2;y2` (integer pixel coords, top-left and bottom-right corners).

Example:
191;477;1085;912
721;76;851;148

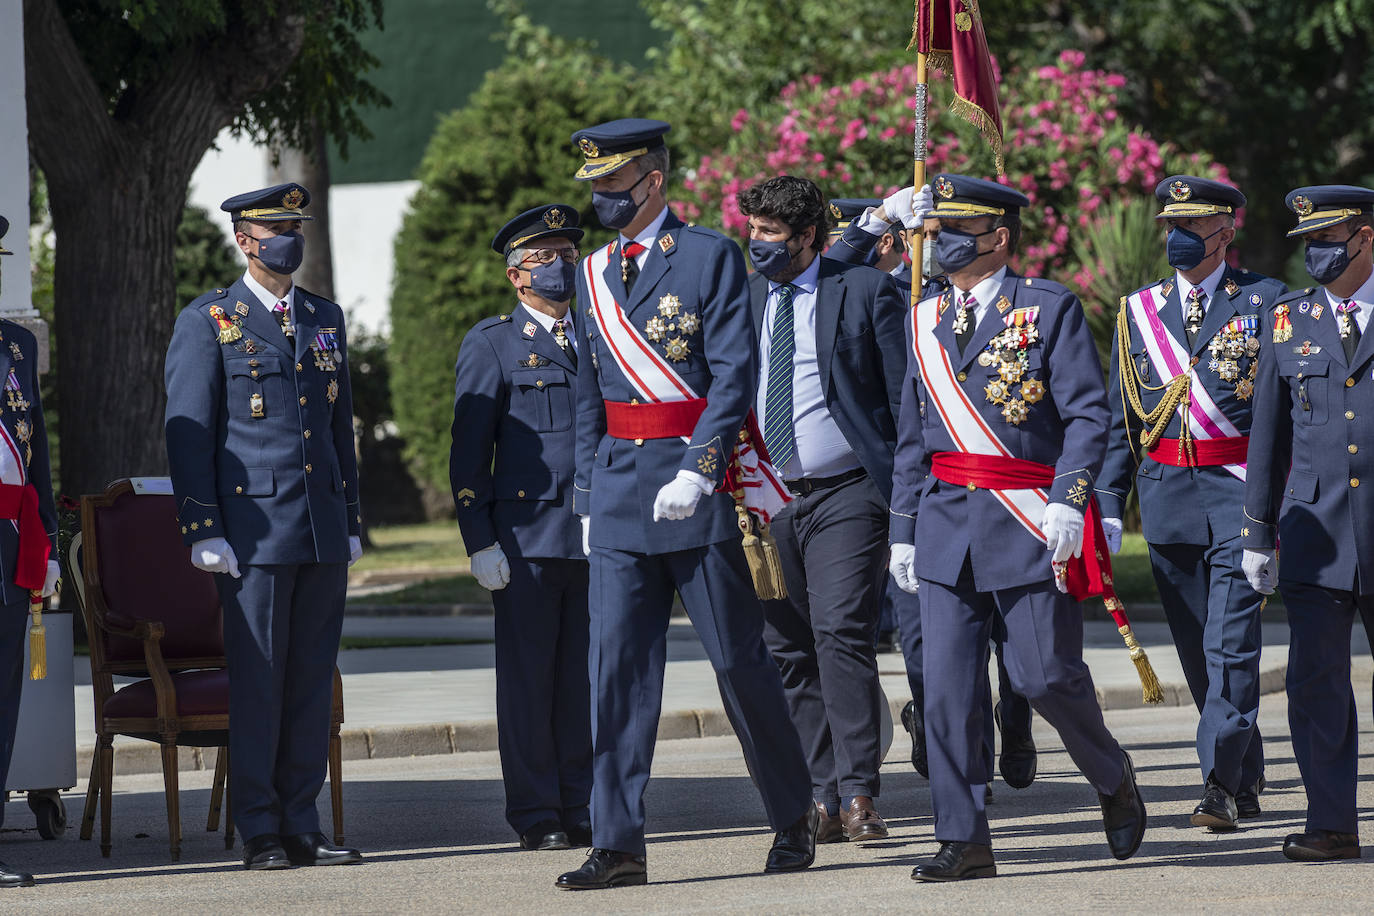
950;265;1009;327
757;255;861;481
1324;268;1374;334
619;206;670;270
520;302;577;353
241;269;295;316
1175;260;1226;316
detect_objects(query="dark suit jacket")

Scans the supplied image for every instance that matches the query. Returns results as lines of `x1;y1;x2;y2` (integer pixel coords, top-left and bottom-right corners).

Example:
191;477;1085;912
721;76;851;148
748;256;909;504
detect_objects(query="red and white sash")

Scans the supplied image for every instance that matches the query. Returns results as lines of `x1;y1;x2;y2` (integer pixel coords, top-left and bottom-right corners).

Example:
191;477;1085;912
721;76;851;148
583;241;791;523
1125;284;1245;481
911;293;1047;542
0;416;27;540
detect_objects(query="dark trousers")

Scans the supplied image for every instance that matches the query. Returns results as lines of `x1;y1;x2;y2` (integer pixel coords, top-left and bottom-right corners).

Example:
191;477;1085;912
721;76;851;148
763;473;886;805
1281;581;1374;835
492;556;592;834
587;540;811;857
1148;537;1265;792
921;563;1123;845
216;563;346;842
0;598;27;830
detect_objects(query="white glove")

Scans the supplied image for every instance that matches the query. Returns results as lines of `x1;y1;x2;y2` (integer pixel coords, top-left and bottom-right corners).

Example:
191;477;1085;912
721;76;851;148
1242;548;1277;595
911;183;935;225
470;543;510;591
882;186;916;228
1041;503;1085;564
652;469;713;522
1102;517;1123;555
889;543;919;594
41;559;61;598
348;535;363;567
190;537;241;578
581;516;591;557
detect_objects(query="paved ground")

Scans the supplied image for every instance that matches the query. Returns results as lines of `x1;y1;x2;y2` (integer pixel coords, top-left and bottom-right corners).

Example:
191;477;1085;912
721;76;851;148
4;687;1373;913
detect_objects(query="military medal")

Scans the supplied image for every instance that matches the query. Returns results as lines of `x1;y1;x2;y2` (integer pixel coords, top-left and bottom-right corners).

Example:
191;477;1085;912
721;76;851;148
13;417;31;464
326;378;339;404
4;369;28;413
313;330;341;371
210;305;242;344
664;337;691;362
523;321;538;338
1311;302;1324;321
8;342;22;362
1225;279;1241;297
1273;304;1293;343
249;392;265;418
644;295;698;360
235;301;250;317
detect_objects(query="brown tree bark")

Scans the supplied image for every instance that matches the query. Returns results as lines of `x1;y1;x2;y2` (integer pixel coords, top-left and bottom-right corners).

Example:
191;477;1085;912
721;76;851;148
23;0;307;497
269;124;336;300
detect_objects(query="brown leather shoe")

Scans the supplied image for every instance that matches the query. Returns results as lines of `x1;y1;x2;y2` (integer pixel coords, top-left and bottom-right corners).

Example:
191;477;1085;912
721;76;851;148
815;803;845;844
841;796;889;841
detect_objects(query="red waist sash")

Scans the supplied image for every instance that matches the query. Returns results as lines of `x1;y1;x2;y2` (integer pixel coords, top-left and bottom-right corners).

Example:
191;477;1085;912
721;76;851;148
0;483;51;590
1147;435;1248;468
604;398;708;440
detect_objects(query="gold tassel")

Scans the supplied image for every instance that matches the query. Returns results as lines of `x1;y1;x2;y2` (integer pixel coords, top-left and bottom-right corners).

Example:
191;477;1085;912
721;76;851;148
28;589;47;681
738;507;788;600
1118;624;1162;704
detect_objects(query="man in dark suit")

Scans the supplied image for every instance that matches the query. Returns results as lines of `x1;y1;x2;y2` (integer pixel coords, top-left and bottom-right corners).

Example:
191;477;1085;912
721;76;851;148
889;174;1145;880
556;119;816;891
1243;184;1374;862
1100;176;1284;831
449;203;592;852
736;176;906;842
164;184;362;871
0;215;61;890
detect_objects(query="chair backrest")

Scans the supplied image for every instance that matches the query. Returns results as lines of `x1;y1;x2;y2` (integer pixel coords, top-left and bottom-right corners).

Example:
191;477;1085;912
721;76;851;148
81;478;225;670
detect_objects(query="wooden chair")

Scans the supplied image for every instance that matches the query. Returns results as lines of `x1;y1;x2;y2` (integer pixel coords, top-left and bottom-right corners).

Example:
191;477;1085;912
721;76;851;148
73;478;345;860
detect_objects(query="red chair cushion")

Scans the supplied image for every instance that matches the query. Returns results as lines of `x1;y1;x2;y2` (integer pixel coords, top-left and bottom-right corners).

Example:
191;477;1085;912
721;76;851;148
103;669;230;719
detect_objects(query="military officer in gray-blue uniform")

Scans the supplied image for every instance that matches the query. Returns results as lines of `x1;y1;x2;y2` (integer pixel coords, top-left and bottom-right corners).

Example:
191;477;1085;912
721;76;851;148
889;174;1145;881
555;119;815;891
1100;176;1284;831
1243;184;1374;863
164;183;363;871
0;215;62;890
450;203;592;853
827;196;915;291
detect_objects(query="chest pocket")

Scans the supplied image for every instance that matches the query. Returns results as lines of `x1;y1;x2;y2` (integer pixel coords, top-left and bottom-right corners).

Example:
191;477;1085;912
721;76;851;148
226;355;287;420
1278;357;1329;426
511;366;572;432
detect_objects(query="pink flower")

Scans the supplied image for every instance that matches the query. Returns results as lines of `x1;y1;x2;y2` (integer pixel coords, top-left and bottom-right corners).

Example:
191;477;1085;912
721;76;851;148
731;109;750;131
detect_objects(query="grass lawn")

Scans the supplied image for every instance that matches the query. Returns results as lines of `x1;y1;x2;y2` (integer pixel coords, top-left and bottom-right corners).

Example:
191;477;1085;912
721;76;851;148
352;521;467;573
350;575;493;607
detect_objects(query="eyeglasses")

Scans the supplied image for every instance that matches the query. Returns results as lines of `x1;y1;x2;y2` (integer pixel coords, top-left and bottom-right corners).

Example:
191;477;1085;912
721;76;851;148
520;247;580;266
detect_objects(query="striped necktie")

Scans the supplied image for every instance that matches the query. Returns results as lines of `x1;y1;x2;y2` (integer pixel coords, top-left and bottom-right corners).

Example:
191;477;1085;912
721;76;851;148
762;284;797;469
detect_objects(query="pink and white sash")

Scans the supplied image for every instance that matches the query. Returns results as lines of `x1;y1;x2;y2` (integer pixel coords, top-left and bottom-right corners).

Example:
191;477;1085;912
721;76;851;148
911;293;1047;541
583;242;791;523
1125;284;1245;481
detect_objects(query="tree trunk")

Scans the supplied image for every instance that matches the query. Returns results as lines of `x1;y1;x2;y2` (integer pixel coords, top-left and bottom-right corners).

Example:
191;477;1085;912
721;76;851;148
269;123;336;300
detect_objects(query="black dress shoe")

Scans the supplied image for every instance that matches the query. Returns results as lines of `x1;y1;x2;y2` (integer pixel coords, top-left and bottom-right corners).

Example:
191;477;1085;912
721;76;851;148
1282;831;1361;862
1190;778;1238;831
564;820;593;848
556;848;647;889
242;834;292;871
995;700;1037;789
764;804;819;872
519;820;571;851
0;860;36;888
911;842;996;881
901;699;929;778
1098;751;1146;860
1236;776;1264;819
280;832;363;866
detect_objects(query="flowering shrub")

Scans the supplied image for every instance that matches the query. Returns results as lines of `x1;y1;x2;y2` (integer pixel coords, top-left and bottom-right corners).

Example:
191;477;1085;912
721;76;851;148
675;50;1232;317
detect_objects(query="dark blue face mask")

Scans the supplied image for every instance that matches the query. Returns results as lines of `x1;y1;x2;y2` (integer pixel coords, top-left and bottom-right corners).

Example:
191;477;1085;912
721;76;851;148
1165;225;1224;271
933;226;996;274
526;258;576;303
251;229;305;275
747;234;798;279
592;171;652;230
1305;227;1363;286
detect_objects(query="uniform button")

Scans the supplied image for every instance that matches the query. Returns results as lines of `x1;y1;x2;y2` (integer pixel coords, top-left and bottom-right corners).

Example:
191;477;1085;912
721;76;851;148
235;486;243;494
1347;378;1356;387
1352;478;1361;488
296;362;304;371
957;372;968;382
1349;444;1358;454
1347;410;1356;420
299;396;307;405
967;483;977;491
517;489;526;498
304;429;312;439
1297;372;1304;379
536;379;545;389
306;464;313;473
250;370;259;378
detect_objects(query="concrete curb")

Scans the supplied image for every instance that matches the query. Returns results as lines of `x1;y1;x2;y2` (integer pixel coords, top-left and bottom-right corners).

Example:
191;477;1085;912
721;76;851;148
79;663;1288;777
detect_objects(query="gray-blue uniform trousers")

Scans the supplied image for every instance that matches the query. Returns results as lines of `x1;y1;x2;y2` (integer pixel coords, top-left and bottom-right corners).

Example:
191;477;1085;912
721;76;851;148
890;273;1126;845
573;209;812;857
0;321;58;832
1243;285;1374;836
749;257;906;809
449;305;591;836
165;278;360;843
829;222;1031;768
1100;267;1284;795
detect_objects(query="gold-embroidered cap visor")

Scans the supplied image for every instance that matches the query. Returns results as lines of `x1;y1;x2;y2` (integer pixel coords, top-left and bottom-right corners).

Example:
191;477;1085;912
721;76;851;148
235;208;314;221
574;147;649;181
1287;208;1364;237
1155;202;1235;219
930;200;1006;219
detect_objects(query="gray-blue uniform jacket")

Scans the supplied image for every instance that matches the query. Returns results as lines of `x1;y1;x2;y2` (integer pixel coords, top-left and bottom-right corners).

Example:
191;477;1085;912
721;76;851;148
0;320;57;604
1244;286;1374;592
827;219;915;292
1100;266;1287;542
164;277;361;563
573;209;757;555
450;305;582;559
890;273;1110;590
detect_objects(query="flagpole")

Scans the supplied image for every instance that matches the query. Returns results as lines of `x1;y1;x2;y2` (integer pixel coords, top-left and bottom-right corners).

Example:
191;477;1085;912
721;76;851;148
910;49;928;312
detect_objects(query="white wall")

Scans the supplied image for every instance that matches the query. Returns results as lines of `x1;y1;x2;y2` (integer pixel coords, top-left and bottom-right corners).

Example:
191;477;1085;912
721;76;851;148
0;0;33;318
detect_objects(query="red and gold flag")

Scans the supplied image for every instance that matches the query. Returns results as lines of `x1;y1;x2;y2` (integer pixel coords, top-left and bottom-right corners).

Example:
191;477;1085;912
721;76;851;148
911;0;1004;173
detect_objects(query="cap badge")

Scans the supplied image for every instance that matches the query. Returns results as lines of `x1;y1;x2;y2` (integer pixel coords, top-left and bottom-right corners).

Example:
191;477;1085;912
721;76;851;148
829;203;842;219
1292;195;1314;217
1168;180;1192;202
544;208;566;229
934;176;956;199
282;188;305;209
578;137;601;158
